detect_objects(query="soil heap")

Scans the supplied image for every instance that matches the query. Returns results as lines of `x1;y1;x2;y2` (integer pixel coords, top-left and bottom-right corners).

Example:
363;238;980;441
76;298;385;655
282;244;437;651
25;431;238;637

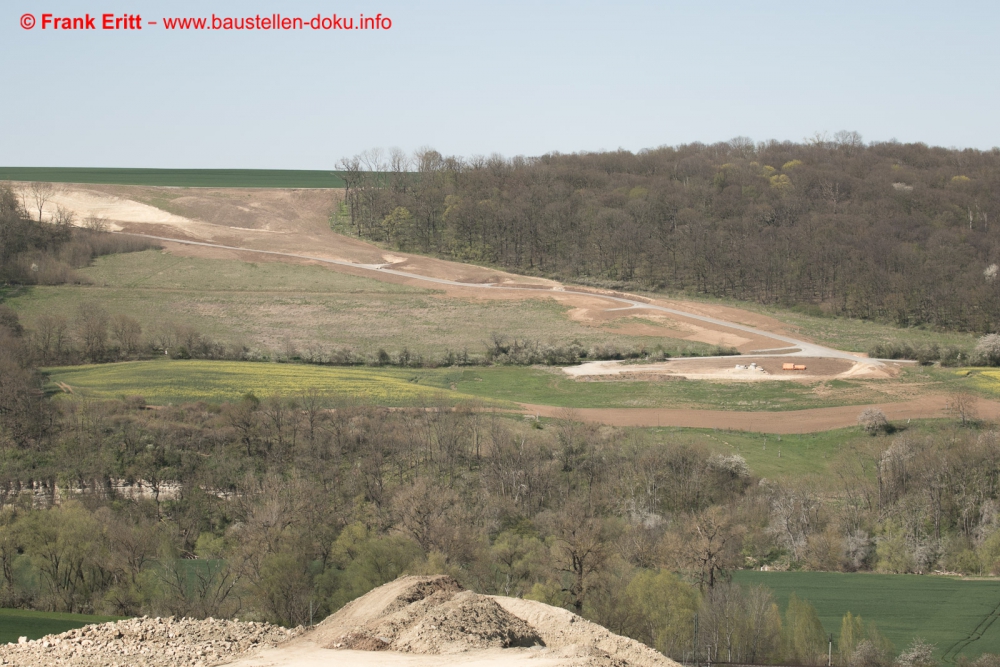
309;574;676;666
0;616;300;667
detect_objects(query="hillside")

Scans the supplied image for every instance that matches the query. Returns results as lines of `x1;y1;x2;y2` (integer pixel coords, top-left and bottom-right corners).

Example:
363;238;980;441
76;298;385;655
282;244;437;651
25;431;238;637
338;141;1000;332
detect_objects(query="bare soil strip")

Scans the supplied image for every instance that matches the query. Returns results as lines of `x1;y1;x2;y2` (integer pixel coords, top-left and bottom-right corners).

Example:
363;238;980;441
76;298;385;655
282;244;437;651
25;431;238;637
565;357;898;382
518;396;1000;434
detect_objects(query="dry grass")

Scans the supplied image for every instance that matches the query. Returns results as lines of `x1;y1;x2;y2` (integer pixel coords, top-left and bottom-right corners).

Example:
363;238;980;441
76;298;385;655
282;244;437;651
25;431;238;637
10;250;712;359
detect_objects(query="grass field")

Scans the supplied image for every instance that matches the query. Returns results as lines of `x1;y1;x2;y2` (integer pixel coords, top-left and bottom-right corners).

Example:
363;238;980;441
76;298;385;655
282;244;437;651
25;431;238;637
0;167;345;188
0;608;122;644
647;419;971;481
43;360;964;414
733;570;1000;660
7;250;714;359
415;366;930;411
43;360;479;407
648;426;864;480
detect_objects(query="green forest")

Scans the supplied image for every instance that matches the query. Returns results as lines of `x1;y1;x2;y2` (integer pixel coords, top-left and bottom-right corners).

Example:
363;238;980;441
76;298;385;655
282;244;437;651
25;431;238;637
337;136;1000;331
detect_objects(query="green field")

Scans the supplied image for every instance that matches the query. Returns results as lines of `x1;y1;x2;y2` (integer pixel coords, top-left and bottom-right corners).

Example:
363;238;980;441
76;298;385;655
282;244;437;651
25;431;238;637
0;608;122;644
44;360;960;414
7;250;713;359
734;571;1000;660
43;360;478;408
416;366;929;411
0;167;345;188
642;426;864;480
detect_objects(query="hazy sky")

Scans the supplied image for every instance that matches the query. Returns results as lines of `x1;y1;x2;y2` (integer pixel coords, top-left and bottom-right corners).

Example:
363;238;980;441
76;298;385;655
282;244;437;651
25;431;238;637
2;0;998;168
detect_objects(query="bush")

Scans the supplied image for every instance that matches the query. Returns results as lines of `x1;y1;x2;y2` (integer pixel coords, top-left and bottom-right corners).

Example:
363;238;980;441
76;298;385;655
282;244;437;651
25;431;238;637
972;334;1000;366
868;341;960;365
858;408;890;435
896;638;937;667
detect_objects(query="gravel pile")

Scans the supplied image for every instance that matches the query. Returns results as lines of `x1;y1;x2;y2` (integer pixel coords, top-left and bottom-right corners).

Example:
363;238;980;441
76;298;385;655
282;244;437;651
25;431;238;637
311;575;675;666
0;616;301;667
332;589;542;654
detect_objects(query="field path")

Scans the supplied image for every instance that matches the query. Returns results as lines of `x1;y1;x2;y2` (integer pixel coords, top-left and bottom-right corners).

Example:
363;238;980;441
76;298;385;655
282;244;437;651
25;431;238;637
940;596;1000;663
518;395;1000;434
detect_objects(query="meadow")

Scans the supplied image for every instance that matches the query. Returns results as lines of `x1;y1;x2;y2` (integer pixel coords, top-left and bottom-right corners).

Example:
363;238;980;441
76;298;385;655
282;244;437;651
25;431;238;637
0;167;345;188
733;570;1000;661
8;250;712;360
0;608;122;644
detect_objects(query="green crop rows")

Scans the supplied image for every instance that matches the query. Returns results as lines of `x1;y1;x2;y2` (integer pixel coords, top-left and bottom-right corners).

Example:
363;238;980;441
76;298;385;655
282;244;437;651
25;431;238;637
733;571;1000;660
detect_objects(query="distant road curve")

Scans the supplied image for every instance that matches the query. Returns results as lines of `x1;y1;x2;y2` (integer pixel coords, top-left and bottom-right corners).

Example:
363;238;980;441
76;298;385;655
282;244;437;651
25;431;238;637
121;232;875;366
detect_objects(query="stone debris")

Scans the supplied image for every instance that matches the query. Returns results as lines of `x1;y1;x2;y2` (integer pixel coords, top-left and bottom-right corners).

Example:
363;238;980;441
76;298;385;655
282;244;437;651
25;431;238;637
0;615;301;667
324;580;542;655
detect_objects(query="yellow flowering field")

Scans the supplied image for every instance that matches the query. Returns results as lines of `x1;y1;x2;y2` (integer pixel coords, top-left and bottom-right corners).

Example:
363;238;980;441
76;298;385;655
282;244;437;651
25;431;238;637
969;368;1000;396
43;360;467;407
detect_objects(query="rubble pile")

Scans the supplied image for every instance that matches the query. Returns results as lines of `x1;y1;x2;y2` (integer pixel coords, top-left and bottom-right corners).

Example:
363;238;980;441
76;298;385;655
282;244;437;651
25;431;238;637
0;616;301;667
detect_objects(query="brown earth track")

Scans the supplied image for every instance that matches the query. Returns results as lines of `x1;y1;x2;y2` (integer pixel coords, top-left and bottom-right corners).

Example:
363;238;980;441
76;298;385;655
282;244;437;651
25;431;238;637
519;395;1000;434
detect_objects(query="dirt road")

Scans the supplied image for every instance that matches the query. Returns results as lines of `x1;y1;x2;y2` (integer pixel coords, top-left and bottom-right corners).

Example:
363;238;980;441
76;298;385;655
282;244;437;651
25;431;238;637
518;395;1000;434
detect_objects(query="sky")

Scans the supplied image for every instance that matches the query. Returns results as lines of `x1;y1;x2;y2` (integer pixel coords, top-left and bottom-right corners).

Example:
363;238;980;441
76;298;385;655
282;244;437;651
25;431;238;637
2;0;999;168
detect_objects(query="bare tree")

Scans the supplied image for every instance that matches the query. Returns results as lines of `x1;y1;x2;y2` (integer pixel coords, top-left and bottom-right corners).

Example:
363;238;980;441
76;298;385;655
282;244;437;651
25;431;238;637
28;182;54;222
77;304;110;361
52;205;76;227
665;505;744;591
83;214;109;232
947;392;979;427
110;314;142;357
547;503;609;614
33;314;69;363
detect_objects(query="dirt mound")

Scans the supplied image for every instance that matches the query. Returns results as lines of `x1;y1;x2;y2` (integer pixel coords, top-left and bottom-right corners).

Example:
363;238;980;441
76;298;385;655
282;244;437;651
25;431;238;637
299;575;673;666
0;616;300;667
319;576;542;655
494;596;668;667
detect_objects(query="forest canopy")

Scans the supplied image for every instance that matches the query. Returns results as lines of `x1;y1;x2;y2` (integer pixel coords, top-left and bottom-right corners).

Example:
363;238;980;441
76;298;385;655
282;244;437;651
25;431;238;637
338;135;1000;332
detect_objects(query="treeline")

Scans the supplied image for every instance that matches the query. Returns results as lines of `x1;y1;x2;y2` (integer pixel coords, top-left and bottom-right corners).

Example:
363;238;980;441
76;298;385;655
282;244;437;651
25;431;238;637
0;183;156;285
337;136;1000;332
867;334;1000;367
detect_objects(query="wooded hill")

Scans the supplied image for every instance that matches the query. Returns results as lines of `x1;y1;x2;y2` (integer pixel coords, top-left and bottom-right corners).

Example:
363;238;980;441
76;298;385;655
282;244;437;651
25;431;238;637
338;136;1000;332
